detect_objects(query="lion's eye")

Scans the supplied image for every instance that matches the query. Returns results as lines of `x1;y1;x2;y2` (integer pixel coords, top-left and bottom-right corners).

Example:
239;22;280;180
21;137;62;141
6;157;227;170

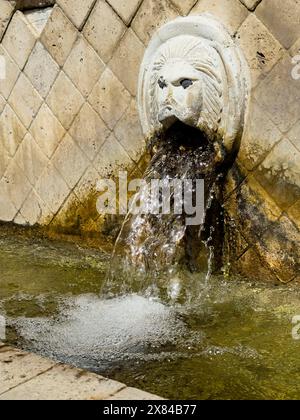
180;79;193;89
158;77;167;89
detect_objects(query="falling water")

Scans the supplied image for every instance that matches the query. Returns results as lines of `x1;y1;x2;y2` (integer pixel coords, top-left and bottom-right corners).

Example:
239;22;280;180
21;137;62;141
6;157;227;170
103;122;225;302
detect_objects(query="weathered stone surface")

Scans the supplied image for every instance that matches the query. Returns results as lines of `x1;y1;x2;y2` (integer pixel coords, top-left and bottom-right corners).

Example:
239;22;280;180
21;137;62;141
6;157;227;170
190;0;248;35
114;99;145;162
239;0;261;11
109;29;145;96
256;0;300;49
237;14;284;87
9;73;42;128
0;45;20;99
24;41;59;99
53;133;89;189
0;93;5;114
0;0;15;41
287;120;300;152
288;200;300;231
30;103;66;159
35;162;70;214
69;102;110;162
2;11;36;69
24;8;53;36
83;0;126;63
238;98;282;170
0;104;27;157
254;54;300;133
107;0;143;25
254;138;300;211
41;5;77;67
2;159;32;209
132;0;178;45
0;179;18;221
170;0;197;15
14;132;48;186
20;188;52;225
46;71;84;130
94;133;133;177
88;68;131;130
57;0;95;30
0;347;56;395
64;36;105;98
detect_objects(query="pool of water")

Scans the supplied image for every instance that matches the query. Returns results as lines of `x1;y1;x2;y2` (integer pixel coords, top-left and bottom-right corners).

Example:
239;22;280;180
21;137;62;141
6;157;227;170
1;227;300;400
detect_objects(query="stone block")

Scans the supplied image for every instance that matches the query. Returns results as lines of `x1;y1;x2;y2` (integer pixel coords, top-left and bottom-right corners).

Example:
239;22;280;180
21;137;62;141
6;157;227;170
2;11;36;69
83;0;126;63
170;0;197;15
0;0;15;40
239;0;262;11
254;138;300;211
64;35;105;98
41;5;78;67
106;0;143;25
114;99;146;162
53;133;89;189
8;73;43;129
2;159;32;210
24;41;59;99
20;189;52;225
14;132;48;186
0;104;27;157
88;68;131;130
254;54;300;133
256;0;300;49
57;0;96;29
23;8;53;36
238;98;282;170
288;199;300;231
0;45;20;100
0;179;17;221
30;103;66;159
69;102;110;162
237;14;284;87
132;0;178;45
35;161;70;214
287;120;300;152
109;28;145;96
190;0;248;35
46;71;84;129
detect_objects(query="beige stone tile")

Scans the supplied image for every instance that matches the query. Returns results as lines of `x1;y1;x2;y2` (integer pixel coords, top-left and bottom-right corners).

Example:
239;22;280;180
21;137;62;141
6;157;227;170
108;386;163;400
0;347;57;395
20;189;49;226
106;0;143;24
0;45;20;100
254;138;300;211
0;0;15;40
238;98;282;171
114;99;146;162
35;161;71;214
190;0;248;35
14;212;28;226
170;0;197;15
30;103;66;159
0;363;125;400
24;41;60;99
89;68;131;130
239;0;262;11
290;37;300;57
69;102;110;162
0;104;27;157
2;159;32;210
132;0;178;45
0;93;5;114
8;73;43;129
109;28;145;96
83;0;126;63
287;120;300;153
237;14;284;87
41;5;78;67
0;179;18;222
2;11;37;69
23;7;53;36
0;142;10;179
256;0;300;49
56;0;96;29
254;54;300;133
94;133;133;177
64;35;105;98
73;165;100;203
53;133;89;189
46;71;84;129
288;199;300;231
14;132;48;186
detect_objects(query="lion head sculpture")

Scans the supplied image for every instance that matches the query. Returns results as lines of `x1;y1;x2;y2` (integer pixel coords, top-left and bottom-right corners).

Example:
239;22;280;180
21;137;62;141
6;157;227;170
138;14;250;159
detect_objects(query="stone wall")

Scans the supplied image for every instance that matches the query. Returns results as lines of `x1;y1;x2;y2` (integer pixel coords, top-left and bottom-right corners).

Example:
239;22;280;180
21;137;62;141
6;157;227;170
0;0;299;282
